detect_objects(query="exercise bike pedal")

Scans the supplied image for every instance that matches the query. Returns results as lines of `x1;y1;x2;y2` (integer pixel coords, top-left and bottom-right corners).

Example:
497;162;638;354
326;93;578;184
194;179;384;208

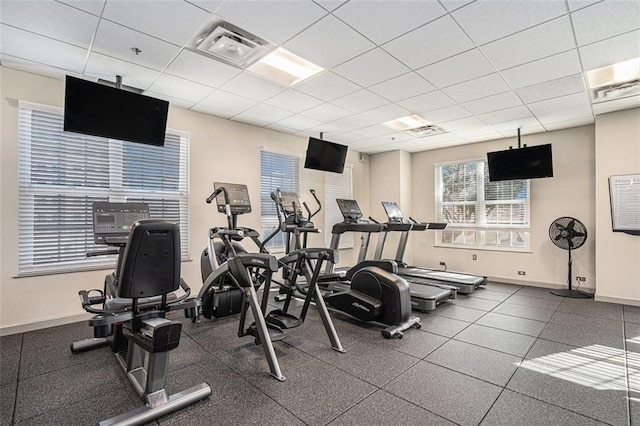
266;309;303;329
247;321;287;343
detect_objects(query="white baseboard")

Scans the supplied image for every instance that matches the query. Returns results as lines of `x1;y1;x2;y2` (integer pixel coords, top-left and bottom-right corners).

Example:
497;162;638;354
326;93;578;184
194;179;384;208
0;312;91;336
594;294;640;307
487;276;595;292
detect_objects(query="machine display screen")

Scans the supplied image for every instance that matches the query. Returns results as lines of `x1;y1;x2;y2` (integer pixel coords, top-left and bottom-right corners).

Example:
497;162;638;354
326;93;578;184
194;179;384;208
92;202;149;244
213;182;252;214
279;191;303;215
337;199;362;221
382;201;404;222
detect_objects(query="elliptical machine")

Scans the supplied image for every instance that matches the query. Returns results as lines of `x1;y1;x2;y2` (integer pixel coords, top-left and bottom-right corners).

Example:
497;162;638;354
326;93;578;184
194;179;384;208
271;190;421;339
198;183;344;381
72;203;211;425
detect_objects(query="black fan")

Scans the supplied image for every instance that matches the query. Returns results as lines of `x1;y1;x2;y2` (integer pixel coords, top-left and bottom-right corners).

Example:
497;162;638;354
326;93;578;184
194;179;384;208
549;217;593;298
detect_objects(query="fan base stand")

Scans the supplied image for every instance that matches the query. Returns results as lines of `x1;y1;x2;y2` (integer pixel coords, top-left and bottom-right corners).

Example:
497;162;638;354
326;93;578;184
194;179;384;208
550;289;594;299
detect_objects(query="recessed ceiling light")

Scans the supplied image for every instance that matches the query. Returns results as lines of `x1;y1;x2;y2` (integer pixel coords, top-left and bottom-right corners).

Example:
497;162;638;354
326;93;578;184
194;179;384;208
382;114;431;131
247;48;324;86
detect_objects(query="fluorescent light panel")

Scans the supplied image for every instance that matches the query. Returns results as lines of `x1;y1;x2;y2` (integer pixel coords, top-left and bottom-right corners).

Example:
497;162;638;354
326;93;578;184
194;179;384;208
383;114;431;131
248;47;324;86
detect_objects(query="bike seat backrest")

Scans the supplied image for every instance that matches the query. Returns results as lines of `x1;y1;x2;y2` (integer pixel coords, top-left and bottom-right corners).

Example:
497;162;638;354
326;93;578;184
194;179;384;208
117;219;181;299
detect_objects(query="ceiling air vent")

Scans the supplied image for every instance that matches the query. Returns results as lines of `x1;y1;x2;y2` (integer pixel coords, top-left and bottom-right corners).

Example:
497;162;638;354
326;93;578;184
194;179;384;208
188;17;274;68
403;124;446;137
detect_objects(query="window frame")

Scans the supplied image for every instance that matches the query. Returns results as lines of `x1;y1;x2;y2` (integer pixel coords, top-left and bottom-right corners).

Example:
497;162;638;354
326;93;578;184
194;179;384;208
434;158;531;252
17;101;190;277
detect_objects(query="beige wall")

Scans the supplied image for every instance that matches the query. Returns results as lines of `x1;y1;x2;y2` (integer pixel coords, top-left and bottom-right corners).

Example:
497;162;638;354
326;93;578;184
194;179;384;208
403;126;596;289
594;107;640;304
0;67;369;333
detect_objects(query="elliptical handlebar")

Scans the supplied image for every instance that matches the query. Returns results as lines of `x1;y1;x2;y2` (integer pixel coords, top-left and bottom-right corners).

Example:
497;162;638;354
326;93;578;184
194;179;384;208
307;189;321;220
260;190;284;252
205;186;234;230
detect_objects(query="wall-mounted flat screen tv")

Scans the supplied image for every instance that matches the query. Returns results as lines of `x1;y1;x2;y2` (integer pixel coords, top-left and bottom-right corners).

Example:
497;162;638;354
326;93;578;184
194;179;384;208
304;137;348;174
64;75;169;146
487;144;553;181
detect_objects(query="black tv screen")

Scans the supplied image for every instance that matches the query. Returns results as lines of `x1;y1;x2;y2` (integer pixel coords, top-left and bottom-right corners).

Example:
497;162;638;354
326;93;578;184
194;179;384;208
487;144;553;182
64;75;169;146
304;137;348;174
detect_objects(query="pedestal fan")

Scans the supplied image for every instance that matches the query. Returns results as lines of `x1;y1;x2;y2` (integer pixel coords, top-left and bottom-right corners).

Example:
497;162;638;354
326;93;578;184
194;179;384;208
549;217;593;298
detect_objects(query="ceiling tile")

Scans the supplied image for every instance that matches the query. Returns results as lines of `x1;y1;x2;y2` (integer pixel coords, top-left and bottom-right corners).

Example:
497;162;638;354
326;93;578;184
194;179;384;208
184;0;223;13
102;0;210;46
0;24;88;72
451;0;567;45
0;54;78;80
463;91;523;115
313;0;349;12
439;0;475;12
230;114;271;127
442;73;511;103
454;126;502;140
265;123;298;134
397;90;457;113
294;71;360;101
579;29;640;71
417;48;497;88
501;50;582;89
571;1;640;46
359;103;412;123
333;48;410;87
301;103;352;122
332;90;390;113
369;72;435;102
383;15;474;69
57;0;106;16
349;124;396;139
276;114;323;131
422;105;473;123
84;52;160;91
263;89;324;113
440;116;486;131
306;121;351;134
145;90;195;109
333;0;446;45
330;114;378;132
215;0;327;45
164;50;241;88
220;72;287;102
480;16;576;70
146;74;215;103
190;103;235;119
197;89;257;114
516;74;586;104
567;0;601;12
92;20;181;71
493;117;544;134
401;134;463;152
284;15;374;68
232;103;293;124
543;116;594;131
0;0;99;48
528;92;593;122
478;105;532;125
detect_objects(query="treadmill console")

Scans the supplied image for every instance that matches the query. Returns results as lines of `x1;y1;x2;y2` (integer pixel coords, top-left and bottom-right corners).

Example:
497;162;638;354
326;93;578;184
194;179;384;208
382;201;405;223
336;199;363;223
92;202;150;245
214;182;252;214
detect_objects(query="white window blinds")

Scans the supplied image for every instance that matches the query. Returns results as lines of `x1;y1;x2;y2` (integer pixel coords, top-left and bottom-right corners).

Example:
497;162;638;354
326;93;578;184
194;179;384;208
260;150;301;250
324;165;354;249
435;159;530;251
17;102;190;276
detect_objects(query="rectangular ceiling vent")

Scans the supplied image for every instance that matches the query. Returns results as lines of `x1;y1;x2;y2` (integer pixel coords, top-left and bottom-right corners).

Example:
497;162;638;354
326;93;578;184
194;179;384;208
591;79;640;104
403;124;446;137
188;17;275;68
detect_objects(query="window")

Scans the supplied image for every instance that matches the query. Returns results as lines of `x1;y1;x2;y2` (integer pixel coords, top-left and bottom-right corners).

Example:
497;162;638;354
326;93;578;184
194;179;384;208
324;165;354;249
260;150;300;251
17;102;189;276
435;159;530;251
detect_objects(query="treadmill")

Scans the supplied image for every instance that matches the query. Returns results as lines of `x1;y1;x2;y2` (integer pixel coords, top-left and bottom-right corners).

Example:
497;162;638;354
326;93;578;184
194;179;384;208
373;201;487;294
324;199;456;312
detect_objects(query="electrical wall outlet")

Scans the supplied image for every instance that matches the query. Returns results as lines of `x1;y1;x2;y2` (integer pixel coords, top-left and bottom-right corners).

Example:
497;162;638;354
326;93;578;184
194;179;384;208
472;254;477;260
576;276;586;282
518;271;526;276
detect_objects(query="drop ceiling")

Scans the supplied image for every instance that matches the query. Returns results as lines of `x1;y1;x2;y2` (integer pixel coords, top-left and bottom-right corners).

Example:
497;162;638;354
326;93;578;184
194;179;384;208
1;0;639;153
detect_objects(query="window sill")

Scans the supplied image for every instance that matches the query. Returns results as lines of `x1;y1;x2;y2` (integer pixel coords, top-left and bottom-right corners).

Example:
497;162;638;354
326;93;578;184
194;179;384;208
434;244;532;254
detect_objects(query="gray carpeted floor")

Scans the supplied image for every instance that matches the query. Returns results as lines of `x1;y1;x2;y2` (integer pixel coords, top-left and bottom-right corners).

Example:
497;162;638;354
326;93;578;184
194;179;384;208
1;282;638;425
